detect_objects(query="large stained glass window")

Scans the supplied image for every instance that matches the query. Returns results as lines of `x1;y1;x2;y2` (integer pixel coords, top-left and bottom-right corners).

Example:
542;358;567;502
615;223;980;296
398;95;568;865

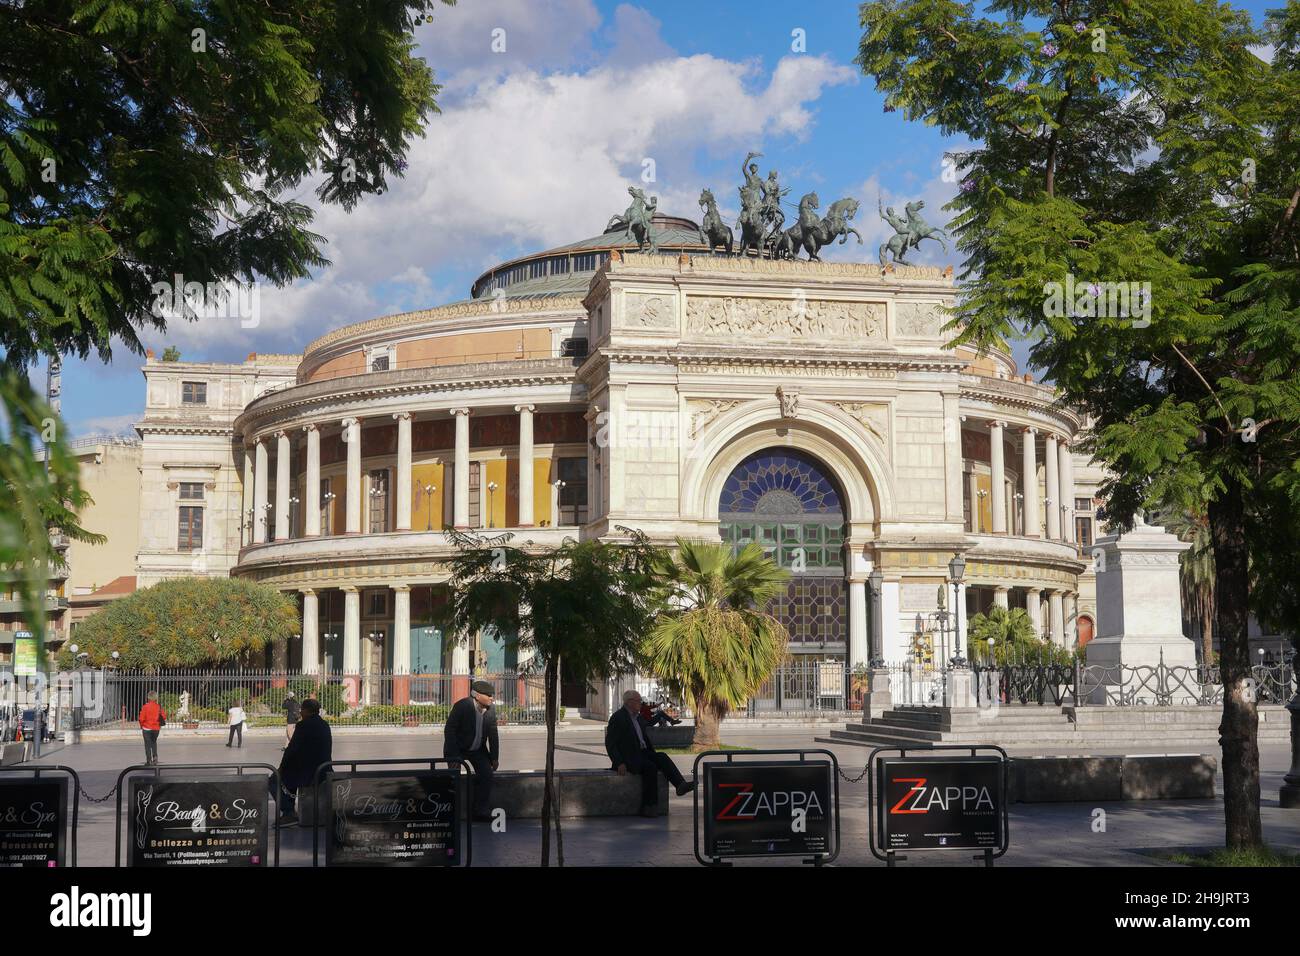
719;450;847;647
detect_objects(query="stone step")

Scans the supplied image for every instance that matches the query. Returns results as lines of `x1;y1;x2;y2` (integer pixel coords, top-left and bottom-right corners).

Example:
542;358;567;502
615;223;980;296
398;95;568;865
828;725;943;743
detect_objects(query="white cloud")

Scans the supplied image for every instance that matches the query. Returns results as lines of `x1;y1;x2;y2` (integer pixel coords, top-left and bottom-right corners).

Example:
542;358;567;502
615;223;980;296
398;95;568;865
156;45;855;351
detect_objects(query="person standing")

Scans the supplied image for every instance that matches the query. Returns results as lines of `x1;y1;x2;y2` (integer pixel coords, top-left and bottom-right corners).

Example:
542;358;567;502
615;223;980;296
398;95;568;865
137;691;166;766
275;697;331;823
226;701;247;748
443;680;498;822
282;691;301;742
606;689;694;817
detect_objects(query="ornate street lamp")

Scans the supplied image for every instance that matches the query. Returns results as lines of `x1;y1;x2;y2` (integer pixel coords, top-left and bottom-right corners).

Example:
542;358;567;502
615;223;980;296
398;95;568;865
948;552;967;666
417;483;437;531
487;481;499;528
867;569;885;667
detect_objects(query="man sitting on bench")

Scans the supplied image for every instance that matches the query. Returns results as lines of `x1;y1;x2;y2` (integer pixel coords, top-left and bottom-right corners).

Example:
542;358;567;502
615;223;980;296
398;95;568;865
606;689;695;817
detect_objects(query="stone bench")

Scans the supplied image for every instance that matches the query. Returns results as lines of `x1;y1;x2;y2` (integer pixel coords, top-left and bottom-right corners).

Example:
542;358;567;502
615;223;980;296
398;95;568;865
294;768;669;826
1009;754;1217;802
646;725;695;749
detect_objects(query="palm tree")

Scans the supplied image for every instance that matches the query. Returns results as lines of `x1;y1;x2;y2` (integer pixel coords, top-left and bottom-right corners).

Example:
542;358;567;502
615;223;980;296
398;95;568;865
1162;508;1216;668
965;606;1048;665
643;539;790;750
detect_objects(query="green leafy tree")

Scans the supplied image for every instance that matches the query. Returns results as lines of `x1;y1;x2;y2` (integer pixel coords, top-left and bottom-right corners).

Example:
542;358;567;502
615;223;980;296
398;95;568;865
641;540;790;750
966;606;1045;665
438;529;664;867
1;1;453;654
58;577;299;668
160;347;181;362
858;0;1300;850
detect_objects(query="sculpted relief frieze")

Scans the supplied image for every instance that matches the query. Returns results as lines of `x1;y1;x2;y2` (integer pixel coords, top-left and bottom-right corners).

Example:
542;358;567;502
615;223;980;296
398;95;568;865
894;300;946;338
687;399;745;439
623;291;677;330
833;402;889;445
685;295;885;342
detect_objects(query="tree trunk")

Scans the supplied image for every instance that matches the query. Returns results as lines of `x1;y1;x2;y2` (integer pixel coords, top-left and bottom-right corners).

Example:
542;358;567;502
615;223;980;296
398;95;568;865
1208;491;1263;849
691;687;726;751
541;657;558;866
1200;592;1215;671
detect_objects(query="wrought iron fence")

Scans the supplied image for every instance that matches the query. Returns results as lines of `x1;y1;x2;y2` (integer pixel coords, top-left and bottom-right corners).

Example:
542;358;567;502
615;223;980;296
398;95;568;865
72;668;547;729
968;661;1296;708
741;657;853;717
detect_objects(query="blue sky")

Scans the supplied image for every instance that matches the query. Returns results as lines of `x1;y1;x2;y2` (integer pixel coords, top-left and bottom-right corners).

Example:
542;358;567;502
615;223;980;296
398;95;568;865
58;0;1281;437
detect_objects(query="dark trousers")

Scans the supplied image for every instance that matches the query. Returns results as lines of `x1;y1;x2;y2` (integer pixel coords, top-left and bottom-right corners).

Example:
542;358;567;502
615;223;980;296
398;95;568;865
647;711;674;727
227;722;243;746
141;729;159;764
460;750;494;816
627;750;684;807
271;778;300;815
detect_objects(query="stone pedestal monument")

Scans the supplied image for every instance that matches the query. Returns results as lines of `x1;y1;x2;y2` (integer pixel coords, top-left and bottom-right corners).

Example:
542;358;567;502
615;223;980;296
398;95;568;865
1086;515;1194;703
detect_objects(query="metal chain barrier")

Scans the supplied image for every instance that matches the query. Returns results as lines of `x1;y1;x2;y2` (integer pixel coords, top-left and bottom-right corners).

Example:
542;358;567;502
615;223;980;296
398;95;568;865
79;783;119;804
837;762;871;784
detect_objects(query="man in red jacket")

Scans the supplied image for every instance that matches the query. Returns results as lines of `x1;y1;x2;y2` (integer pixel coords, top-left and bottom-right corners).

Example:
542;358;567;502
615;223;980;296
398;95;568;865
138;691;165;766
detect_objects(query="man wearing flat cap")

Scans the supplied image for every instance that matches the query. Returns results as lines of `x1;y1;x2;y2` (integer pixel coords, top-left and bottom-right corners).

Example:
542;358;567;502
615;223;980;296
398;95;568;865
444;679;499;821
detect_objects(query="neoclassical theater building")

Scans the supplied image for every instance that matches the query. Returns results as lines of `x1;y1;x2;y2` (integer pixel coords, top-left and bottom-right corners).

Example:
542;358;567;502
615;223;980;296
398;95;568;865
134;213;1102;710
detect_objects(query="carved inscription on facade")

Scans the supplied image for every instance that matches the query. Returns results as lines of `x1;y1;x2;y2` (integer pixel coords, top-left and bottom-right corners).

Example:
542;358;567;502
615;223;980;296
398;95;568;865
685;296;885;341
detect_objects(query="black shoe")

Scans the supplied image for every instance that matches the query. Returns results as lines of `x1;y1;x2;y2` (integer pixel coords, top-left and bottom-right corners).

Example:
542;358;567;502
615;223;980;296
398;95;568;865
675;780;697;797
225;743;231;747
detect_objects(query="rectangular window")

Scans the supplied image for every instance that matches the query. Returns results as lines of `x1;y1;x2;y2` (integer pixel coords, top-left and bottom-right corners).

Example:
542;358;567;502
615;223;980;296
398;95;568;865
1076;517;1093;550
370;354;390;372
181;381;207;405
557;457;588;526
320;478;333;535
368;469;389;533
1075;497;1092;512
179;482;205;500
560;337;588;358
178;506;203;551
468;462;481;528
367;590;388;617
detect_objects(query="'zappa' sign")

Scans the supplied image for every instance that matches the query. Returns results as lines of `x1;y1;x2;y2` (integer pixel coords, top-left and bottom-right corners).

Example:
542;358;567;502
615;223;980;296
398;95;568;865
0;778;67;867
703;761;833;859
128;778;268;867
877;756;1004;852
326;771;460;867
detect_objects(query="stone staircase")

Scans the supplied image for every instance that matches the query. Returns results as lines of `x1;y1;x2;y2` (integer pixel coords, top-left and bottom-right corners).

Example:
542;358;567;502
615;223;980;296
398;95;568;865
815;704;1293;750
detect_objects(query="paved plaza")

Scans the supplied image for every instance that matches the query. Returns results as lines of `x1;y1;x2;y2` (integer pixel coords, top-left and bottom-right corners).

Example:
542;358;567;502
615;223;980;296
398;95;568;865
22;724;1300;867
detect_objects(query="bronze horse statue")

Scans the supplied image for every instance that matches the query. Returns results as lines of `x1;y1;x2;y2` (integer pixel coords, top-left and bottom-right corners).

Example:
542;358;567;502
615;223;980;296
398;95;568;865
777;194;863;261
698;188;733;255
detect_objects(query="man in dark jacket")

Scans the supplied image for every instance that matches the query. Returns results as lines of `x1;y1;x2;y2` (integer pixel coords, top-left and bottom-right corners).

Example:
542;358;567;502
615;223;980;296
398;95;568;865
606;689;695;816
443;680;498;821
276;698;332;821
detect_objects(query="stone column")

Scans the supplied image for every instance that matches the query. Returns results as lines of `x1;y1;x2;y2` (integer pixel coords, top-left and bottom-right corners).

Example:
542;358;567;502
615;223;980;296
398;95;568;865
1048;590;1065;646
342;586;361;674
254;439;269;544
848;579;868;670
1059;439;1075;544
1065;591;1078;647
990;421;1007;533
392;584;411;673
1025;588;1042;639
394;412;412;531
301;588;320;674
343;417;361;534
955;581;968;659
1005;480;1016;536
303;424;321;537
1021;428;1040;538
516;404;535;527
993;586;1009;609
1044;433;1061;540
275;430;291;540
450;636;471;701
452;408;471;529
242;446;255;546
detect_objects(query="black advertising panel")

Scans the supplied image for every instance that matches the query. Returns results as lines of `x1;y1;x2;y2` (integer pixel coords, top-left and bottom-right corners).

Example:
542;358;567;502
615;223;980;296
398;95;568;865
325;770;460;866
703;760;833;859
0;777;68;867
877;756;1004;852
128;777;269;866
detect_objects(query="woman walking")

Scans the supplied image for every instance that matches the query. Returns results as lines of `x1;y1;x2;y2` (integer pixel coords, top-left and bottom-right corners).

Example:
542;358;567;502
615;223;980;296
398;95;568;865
138;691;165;766
226;700;247;748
